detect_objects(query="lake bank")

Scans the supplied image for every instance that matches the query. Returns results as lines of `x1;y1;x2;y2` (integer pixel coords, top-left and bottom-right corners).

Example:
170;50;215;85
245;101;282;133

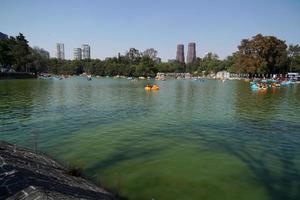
0;72;37;80
0;141;118;200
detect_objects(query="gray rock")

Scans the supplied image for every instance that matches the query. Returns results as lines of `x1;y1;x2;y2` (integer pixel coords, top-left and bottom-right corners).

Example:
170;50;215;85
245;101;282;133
0;141;118;200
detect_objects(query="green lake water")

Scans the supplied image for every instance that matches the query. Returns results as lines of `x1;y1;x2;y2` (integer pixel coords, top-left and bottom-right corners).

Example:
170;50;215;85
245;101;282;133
1;77;300;200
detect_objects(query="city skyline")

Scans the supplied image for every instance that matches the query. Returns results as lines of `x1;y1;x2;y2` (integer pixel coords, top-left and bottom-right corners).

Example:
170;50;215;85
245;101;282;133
73;48;82;60
176;44;185;63
187;43;196;63
82;44;91;60
56;43;65;60
1;0;300;61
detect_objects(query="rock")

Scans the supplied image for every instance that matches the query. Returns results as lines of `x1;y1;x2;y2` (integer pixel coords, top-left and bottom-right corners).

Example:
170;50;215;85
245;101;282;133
0;141;118;200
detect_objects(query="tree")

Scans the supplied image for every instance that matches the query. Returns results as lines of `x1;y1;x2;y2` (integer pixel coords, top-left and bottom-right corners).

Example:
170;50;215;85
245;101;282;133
8;33;31;72
33;46;50;59
125;48;141;64
204;52;219;60
27;48;49;74
143;48;158;60
223;52;240;73
287;44;300;72
287;44;300;57
201;52;224;73
0;39;14;68
237;34;288;74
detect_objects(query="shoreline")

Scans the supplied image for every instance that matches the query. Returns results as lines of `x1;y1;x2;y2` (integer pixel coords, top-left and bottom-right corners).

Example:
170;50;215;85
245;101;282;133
0;141;120;200
0;72;37;80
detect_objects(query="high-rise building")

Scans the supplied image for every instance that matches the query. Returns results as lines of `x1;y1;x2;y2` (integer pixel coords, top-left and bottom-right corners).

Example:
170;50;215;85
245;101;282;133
81;44;90;59
176;44;185;63
187;43;196;63
56;43;65;60
73;48;82;60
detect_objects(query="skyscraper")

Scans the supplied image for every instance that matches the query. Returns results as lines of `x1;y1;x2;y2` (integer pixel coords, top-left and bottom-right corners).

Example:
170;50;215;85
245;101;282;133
176;44;185;63
73;48;82;60
81;44;90;59
56;43;65;60
187;43;196;63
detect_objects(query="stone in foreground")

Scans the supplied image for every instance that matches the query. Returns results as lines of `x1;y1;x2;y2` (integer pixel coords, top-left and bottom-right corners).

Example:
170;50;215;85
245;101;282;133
0;141;117;200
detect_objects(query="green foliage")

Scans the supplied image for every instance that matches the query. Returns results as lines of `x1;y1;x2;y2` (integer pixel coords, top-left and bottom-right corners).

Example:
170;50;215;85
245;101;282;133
288;55;300;72
26;48;49;73
0;39;14;68
11;33;31;72
223;52;239;73
288;44;300;57
125;48;141;64
287;45;300;72
185;53;225;74
236;34;288;74
1;33;299;76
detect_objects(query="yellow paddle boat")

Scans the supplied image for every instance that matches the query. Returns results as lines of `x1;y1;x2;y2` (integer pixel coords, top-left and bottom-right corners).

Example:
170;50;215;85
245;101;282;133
151;85;159;90
144;84;159;91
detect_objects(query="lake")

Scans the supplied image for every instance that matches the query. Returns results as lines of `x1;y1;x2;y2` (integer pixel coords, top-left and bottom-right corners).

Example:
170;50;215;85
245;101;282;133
0;77;300;200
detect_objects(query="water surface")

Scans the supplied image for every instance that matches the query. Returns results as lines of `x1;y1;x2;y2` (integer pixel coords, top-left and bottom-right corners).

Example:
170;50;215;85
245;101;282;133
1;77;300;200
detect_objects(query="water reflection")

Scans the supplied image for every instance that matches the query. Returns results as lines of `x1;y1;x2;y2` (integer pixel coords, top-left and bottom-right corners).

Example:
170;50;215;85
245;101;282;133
0;78;299;200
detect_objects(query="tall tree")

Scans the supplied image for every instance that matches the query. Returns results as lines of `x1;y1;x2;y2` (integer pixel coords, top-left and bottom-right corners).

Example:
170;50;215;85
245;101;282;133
143;48;158;60
201;52;224;73
11;33;31;72
222;52;240;73
0;39;14;68
288;44;300;57
237;34;288;74
288;44;300;72
125;48;141;64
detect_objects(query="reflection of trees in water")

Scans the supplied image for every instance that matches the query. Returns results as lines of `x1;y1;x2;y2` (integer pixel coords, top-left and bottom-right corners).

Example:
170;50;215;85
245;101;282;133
0;80;52;148
86;81;300;199
206;85;300;199
233;81;294;120
84;136;166;195
206;81;300;199
155;118;300;199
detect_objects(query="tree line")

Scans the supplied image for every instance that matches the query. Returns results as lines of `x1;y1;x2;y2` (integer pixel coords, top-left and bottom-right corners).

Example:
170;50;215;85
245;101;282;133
1;33;299;77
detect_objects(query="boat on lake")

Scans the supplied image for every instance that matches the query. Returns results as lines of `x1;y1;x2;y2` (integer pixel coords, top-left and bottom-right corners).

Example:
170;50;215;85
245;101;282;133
145;84;159;91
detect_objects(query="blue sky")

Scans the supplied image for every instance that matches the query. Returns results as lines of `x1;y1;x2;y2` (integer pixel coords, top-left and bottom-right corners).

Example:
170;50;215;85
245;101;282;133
1;0;300;60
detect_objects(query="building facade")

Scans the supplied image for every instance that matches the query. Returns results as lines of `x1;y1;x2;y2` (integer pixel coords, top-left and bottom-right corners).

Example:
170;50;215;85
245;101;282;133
73;48;82;60
187;42;196;63
81;44;90;59
176;44;185;63
56;43;65;60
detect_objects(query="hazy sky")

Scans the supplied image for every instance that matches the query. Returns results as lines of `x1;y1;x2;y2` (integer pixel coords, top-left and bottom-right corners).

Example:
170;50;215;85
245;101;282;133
1;0;300;60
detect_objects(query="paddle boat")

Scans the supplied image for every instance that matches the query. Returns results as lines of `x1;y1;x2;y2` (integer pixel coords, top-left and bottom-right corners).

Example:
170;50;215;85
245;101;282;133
250;82;267;91
145;84;159;91
281;80;291;85
258;84;267;90
251;84;259;90
270;82;281;88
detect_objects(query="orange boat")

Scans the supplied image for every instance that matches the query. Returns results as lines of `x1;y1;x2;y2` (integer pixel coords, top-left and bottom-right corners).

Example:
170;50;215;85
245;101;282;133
145;84;159;91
